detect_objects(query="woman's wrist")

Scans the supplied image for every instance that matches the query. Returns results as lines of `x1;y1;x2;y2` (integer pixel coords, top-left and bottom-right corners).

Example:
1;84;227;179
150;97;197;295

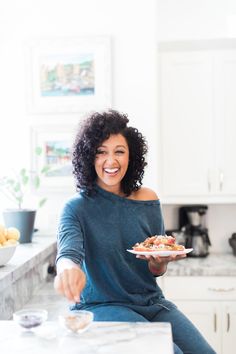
148;261;167;276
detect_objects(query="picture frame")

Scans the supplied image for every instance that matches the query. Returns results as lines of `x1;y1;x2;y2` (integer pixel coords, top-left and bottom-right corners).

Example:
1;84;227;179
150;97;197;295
31;125;76;190
26;36;112;114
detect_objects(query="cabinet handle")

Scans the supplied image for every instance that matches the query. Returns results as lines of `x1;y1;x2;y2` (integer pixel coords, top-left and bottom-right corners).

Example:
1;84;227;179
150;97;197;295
208;287;235;292
219;169;224;191
227;313;230;332
207;170;211;192
214;313;217;332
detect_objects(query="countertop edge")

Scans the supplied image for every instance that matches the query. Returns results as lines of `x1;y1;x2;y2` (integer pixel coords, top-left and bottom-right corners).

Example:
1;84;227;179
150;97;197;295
0;233;57;292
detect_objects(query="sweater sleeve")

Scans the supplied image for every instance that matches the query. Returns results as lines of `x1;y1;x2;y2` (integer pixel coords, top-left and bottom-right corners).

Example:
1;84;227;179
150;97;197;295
56;201;85;266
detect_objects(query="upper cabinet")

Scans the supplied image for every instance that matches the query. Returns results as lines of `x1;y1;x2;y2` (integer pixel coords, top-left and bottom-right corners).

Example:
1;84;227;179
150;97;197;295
158;40;236;204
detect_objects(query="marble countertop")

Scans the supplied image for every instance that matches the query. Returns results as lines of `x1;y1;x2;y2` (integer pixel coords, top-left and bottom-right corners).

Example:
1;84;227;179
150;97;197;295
0;233;56;292
0;321;173;354
166;252;236;276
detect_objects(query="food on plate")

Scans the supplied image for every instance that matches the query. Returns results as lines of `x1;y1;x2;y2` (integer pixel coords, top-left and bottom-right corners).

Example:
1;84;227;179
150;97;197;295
132;234;185;252
0;224;20;247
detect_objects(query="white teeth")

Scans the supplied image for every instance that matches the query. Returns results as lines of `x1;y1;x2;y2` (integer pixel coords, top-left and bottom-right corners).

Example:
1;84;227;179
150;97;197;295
104;168;119;173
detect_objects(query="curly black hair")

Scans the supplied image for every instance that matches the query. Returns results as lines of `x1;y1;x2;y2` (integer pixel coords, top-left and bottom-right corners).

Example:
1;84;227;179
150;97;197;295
72;110;148;196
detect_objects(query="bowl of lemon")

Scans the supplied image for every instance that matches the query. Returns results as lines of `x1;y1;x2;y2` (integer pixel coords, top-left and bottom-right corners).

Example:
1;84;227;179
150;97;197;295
0;225;20;266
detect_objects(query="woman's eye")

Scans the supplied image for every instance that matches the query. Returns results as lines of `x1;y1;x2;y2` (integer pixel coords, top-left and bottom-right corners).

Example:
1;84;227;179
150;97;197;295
96;150;106;155
116;150;125;154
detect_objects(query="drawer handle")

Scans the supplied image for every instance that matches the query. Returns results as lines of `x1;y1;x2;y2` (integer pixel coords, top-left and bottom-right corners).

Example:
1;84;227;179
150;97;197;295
227;313;230;332
208;287;235;292
214;313;217;332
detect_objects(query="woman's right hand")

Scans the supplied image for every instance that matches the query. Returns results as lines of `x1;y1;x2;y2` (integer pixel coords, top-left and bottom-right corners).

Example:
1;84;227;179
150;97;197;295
54;267;86;302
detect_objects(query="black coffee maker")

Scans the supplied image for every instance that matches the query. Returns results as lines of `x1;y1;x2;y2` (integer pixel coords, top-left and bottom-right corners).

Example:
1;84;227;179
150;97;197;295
179;205;211;257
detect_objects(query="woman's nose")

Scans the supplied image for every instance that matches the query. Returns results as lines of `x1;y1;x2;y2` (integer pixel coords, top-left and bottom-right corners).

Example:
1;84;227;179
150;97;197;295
106;154;116;163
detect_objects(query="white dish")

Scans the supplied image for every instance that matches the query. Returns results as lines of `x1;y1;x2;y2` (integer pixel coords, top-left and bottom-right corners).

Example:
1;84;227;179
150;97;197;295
0;243;18;266
58;310;94;334
13;308;48;330
127;248;193;257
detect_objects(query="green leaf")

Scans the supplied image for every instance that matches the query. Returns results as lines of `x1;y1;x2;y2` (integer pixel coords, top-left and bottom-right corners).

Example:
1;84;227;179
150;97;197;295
22;175;29;185
20;168;27;175
40;165;50;174
35;146;43;156
14;183;20;192
33;175;40;189
38;197;47;208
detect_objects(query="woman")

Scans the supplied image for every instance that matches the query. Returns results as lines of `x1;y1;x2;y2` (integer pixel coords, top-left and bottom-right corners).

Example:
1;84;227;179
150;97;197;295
54;110;215;354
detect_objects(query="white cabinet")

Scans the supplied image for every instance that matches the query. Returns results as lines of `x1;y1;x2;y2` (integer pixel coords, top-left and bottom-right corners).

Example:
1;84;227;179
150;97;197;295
158;41;236;203
162;276;236;354
172;300;221;352
222;302;236;354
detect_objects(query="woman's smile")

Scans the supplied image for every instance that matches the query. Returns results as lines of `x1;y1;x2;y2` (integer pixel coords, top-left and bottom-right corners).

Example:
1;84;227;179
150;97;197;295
104;167;119;175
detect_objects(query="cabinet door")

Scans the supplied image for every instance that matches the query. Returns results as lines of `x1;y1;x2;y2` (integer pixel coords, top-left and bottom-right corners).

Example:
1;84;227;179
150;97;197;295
214;51;236;196
222;302;236;354
159;51;213;199
173;300;221;354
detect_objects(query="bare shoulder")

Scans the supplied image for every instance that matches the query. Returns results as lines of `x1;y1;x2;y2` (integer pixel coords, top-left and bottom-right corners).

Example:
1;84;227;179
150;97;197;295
130;187;159;201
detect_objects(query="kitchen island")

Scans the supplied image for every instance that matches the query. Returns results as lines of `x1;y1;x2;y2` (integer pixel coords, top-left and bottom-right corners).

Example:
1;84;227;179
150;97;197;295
0;320;173;354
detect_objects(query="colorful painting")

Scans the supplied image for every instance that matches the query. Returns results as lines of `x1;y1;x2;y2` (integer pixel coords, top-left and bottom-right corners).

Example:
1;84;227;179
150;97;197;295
40;53;95;97
44;140;72;177
31;125;75;190
27;37;111;113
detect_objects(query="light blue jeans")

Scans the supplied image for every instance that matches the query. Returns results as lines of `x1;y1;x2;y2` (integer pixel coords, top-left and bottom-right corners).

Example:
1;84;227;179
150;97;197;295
73;301;216;354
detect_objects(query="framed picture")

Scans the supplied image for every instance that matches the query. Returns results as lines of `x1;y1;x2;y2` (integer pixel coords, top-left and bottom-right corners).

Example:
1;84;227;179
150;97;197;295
31;125;76;190
26;36;111;114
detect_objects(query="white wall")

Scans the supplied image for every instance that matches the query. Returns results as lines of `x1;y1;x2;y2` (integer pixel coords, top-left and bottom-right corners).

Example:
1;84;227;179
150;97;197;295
0;0;159;228
157;0;236;40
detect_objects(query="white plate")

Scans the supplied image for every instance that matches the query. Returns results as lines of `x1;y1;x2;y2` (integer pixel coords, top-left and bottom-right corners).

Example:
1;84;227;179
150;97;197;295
127;248;193;257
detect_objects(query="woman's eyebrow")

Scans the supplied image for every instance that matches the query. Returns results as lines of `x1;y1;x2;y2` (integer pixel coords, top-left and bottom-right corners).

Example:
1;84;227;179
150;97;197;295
98;144;127;149
115;145;127;149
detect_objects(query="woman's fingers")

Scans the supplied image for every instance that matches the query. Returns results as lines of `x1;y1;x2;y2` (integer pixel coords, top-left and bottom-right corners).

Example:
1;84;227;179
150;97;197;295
68;268;86;302
61;269;77;301
136;254;187;264
54;267;86;302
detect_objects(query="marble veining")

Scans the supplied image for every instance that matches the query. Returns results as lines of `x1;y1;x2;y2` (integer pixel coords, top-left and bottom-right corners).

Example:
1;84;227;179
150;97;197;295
0;321;173;354
0;233;57;320
166;253;236;276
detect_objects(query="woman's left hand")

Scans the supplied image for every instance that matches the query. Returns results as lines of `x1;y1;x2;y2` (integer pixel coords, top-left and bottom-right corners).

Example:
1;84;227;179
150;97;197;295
136;253;186;276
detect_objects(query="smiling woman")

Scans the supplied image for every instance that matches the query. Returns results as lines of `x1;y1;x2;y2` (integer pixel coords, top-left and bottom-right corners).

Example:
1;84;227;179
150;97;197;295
54;109;216;354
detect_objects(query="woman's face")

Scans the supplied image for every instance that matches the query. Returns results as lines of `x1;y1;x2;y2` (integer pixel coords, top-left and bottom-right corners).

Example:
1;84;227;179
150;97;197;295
94;133;129;195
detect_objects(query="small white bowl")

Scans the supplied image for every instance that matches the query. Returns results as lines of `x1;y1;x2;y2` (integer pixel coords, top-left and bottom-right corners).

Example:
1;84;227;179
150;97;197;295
58;310;94;334
13;308;48;330
0;243;18;266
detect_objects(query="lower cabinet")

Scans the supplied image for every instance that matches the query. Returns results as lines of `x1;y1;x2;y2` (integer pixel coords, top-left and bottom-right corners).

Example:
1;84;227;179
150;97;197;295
161;276;236;354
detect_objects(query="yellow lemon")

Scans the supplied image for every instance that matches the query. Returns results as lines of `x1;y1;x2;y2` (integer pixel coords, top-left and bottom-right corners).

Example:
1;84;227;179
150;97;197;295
6;227;20;241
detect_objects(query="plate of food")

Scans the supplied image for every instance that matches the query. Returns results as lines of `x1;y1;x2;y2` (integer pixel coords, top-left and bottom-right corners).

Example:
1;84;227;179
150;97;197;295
127;234;193;257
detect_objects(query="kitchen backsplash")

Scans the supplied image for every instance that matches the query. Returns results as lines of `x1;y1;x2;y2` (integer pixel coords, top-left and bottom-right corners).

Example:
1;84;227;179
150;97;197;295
162;204;236;254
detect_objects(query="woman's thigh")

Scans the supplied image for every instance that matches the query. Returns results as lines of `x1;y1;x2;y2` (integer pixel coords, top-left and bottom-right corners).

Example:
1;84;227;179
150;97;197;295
88;304;149;322
152;305;216;354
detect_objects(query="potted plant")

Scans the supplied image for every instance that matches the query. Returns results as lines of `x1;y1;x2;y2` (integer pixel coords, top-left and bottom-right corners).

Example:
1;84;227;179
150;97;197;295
0;147;50;243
